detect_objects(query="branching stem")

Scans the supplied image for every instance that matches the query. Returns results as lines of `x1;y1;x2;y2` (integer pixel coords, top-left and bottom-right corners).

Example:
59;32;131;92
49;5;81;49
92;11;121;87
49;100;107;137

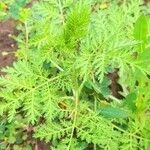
67;90;79;150
112;123;150;142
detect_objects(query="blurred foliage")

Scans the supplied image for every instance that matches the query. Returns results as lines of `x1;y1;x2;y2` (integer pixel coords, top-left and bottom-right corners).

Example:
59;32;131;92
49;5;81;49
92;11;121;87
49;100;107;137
0;0;31;20
1;0;150;150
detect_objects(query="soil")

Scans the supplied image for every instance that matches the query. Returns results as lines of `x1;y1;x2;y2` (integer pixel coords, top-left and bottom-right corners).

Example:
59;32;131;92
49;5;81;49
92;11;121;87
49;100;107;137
0;18;17;76
107;69;124;99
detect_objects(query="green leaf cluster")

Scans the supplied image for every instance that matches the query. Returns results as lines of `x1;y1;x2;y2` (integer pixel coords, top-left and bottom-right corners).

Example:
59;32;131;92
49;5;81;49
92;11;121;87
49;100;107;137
0;0;31;20
1;0;150;149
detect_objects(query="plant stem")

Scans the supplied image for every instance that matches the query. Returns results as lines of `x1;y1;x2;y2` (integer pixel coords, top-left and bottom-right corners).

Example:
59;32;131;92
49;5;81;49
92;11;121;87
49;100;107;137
94;97;97;150
78;76;87;95
67;90;79;150
50;59;64;72
58;0;65;25
94;144;97;150
24;21;29;61
94;97;97;112
112;123;150;142
25;21;29;50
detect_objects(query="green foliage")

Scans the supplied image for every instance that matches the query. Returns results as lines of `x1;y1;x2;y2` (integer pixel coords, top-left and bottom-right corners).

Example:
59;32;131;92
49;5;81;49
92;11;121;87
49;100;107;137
123;92;137;112
1;0;150;149
9;0;28;19
0;0;30;20
0;114;31;149
64;3;90;48
100;105;129;118
133;15;149;51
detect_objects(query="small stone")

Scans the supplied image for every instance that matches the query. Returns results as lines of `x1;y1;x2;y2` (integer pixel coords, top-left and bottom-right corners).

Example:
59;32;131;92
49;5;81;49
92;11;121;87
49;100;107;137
8;34;12;37
1;51;9;56
11;44;14;47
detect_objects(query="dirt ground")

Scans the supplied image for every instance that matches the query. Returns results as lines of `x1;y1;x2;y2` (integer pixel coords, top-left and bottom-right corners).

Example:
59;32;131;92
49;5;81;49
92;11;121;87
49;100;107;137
0;19;17;76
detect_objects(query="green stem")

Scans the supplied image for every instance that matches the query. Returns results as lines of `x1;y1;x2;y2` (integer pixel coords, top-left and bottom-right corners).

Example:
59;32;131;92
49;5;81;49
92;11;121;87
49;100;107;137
112;123;150;142
58;0;65;25
50;59;64;72
94;144;97;150
25;21;28;50
78;76;87;95
67;90;79;150
94;97;97;112
24;21;29;61
94;97;97;150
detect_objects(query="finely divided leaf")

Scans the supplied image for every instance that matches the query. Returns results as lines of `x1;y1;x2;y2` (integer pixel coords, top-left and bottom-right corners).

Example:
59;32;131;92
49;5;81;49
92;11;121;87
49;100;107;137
64;4;90;48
